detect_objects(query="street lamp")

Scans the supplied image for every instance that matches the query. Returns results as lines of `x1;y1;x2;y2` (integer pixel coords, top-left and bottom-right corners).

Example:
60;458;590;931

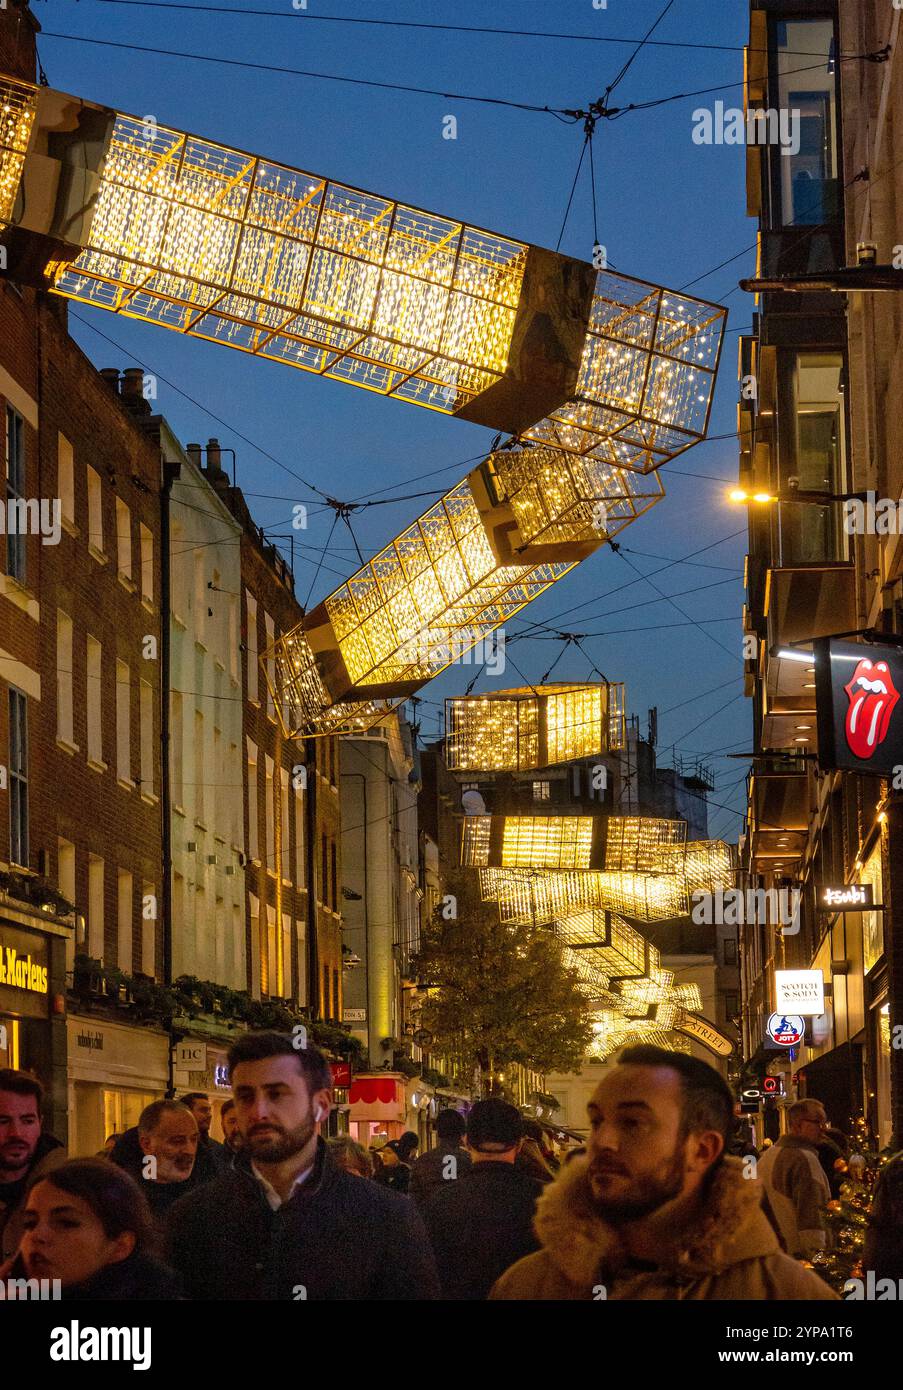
728;488;868;506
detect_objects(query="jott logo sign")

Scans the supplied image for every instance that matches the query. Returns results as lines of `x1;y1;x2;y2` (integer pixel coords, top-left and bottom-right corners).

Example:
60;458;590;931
815;638;903;775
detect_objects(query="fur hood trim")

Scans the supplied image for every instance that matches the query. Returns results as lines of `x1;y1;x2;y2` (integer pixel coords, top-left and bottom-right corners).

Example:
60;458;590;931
534;1155;777;1289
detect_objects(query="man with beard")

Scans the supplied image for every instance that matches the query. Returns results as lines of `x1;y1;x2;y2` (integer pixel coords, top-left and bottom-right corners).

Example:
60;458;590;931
136;1100;203;1236
219;1099;243;1161
490;1046;837;1300
0;1069;66;1262
179;1092;228;1174
166;1031;439;1299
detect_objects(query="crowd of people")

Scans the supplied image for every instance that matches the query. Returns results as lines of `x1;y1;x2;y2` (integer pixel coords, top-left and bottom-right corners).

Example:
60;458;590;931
1;1041;901;1300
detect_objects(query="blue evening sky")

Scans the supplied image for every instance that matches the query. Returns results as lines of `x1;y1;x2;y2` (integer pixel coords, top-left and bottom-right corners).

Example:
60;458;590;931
33;0;755;839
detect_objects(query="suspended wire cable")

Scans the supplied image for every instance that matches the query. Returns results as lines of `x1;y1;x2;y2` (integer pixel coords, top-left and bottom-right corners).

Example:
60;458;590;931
57;0;860;59
604;0;679;101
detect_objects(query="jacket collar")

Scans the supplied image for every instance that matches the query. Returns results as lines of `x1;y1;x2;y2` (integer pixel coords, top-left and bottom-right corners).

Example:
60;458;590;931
533;1155;779;1289
235;1137;335;1206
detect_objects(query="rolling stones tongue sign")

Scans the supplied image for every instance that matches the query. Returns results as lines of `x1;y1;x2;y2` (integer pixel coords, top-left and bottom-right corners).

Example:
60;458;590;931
844;658;900;759
815;639;903;774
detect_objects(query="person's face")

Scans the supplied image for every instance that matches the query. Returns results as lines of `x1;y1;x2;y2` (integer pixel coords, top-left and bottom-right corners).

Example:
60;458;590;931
21;1181;134;1288
187;1098;213;1135
0;1089;42;1178
221;1108;242;1149
794;1106;828;1142
231;1055;330;1165
586;1065;723;1225
140;1110;199;1182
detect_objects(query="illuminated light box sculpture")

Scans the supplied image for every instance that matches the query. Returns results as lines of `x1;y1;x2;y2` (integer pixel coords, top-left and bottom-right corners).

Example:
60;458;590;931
460;813;686;872
445;681;626;772
554;909;650;980
478;867;687;925
1;75;724;457
521;272;725;474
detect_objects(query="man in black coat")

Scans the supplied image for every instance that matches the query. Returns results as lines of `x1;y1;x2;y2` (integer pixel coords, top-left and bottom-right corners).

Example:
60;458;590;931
409;1108;471;1209
422;1098;544;1300
166;1031;439;1301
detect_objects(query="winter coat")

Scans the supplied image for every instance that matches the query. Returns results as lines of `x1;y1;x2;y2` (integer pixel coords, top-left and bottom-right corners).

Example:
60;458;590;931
422;1160;544;1300
111;1126;222;1187
409;1143;471;1208
0;1133;67;1261
756;1133;832;1257
166;1138;440;1300
0;1247;183;1299
490;1154;838;1301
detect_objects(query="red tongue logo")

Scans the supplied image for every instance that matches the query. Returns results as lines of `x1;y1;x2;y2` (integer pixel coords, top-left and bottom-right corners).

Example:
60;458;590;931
844;659;900;759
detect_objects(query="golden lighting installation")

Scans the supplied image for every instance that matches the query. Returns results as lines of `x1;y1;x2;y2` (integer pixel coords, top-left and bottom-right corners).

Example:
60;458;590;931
0;74;726;734
554;909;649;980
444;682;626;772
603;817;687;873
479;866;688;925
1;74;724;457
462;816;595;871
521;273;725;473
461;813;688;873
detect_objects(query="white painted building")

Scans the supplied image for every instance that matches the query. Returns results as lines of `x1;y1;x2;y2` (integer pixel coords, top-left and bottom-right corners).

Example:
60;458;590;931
166;428;246;987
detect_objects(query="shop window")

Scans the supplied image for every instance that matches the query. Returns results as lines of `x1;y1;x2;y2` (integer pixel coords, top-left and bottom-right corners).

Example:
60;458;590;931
8;687;28;867
102;1088;159;1147
5;406;26;582
771;18;839;227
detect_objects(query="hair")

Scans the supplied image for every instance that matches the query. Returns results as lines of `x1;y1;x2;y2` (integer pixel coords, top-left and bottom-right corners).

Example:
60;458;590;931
467;1098;524;1151
0;1068;44;1106
435;1108;466;1142
327;1136;373;1178
226;1031;332;1096
394;1131;419;1161
789;1098;825;1126
31;1159;154;1254
617;1045;734;1150
179;1092;209;1108
137;1099;193;1138
220;1099;235;1117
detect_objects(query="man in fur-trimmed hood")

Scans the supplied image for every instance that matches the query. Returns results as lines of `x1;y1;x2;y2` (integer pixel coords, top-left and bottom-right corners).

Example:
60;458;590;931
491;1046;836;1301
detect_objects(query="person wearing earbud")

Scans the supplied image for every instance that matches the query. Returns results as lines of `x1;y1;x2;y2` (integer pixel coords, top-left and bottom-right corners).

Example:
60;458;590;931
165;1031;440;1300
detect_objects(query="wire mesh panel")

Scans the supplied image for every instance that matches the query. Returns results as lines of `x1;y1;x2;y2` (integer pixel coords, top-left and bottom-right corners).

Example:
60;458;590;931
445;682;625;771
603;817;688;873
522;272;725;472
555;910;649;979
0;79;37;224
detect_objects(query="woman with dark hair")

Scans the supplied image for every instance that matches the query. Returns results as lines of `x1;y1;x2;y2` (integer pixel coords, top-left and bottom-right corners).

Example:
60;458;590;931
0;1159;181;1298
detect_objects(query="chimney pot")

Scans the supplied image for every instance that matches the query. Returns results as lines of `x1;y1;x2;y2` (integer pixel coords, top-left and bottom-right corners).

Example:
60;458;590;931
186;443;203;466
99;368;121;391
